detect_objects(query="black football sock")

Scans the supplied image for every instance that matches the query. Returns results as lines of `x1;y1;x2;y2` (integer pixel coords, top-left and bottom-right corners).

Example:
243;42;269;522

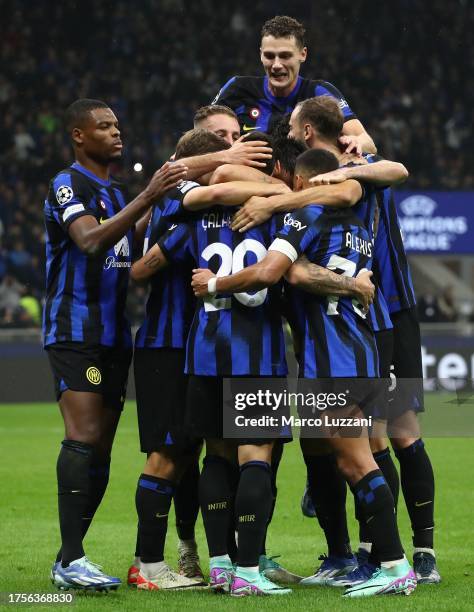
57;440;93;567
134;527;140;559
55;458;111;563
175;459;200;541
82;459;111;538
236;461;273;567
395;439;435;548
261;443;283;556
359;448;400;544
136;474;175;563
353;469;403;562
199;455;233;557
226;461;240;563
304;453;352;558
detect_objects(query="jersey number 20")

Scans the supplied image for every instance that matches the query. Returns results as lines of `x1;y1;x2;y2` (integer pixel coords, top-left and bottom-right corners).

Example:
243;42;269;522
201;240;267;312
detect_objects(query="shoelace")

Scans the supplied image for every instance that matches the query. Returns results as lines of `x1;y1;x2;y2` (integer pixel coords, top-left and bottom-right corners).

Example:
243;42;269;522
348;563;376;581
313;554;329;572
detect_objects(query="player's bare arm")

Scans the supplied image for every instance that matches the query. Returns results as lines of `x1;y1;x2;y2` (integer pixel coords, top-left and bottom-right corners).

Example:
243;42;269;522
311;160;409;187
130;243;169;283
285;256;375;311
133;209;152;251
341;118;377;155
209;164;285;185
192;251;292;297
178;139;273;180
68;162;187;256
181;180;290;211
231;180;362;232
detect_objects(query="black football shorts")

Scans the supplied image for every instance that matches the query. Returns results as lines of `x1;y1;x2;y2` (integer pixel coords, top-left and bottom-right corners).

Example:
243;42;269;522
134;347;200;453
46;341;132;410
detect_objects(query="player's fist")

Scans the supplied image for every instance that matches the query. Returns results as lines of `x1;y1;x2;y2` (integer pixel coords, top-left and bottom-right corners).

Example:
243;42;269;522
144;161;188;201
309;169;348;185
354;269;375;312
192;268;216;297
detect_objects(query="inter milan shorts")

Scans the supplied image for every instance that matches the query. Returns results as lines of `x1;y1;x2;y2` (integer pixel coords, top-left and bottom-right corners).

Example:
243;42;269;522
46;341;132;410
375;306;424;421
186;375;291;444
134;347;200;453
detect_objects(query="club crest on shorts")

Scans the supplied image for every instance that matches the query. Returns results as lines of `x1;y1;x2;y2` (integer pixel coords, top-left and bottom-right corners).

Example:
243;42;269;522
56;185;74;205
86;366;102;385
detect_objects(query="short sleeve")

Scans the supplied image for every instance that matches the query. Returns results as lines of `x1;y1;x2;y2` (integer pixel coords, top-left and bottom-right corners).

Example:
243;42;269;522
49;172;96;230
162;180;201;217
157;222;194;265
212;76;239;106
270;210;320;262
314;80;356;121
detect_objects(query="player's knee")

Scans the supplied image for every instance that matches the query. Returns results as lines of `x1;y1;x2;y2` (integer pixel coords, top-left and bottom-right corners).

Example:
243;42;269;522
144;450;178;479
64;422;103;447
336;452;375;485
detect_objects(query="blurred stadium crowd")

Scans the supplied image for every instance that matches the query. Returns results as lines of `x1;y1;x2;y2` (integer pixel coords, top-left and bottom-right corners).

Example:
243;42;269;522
0;0;471;328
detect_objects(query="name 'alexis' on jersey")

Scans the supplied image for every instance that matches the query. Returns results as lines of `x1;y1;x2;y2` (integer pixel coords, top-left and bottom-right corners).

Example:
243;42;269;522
43;162;132;348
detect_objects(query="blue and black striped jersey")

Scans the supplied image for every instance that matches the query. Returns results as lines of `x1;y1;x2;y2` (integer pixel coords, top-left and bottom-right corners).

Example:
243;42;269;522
158;206;287;377
272;207;379;378
134;181;200;349
213;76;355;134
374;189;416;313
348;154;393;332
43;162;132;348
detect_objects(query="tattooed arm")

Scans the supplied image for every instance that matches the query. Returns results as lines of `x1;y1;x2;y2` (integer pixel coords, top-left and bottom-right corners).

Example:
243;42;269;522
130;243;169;283
285;256;375;310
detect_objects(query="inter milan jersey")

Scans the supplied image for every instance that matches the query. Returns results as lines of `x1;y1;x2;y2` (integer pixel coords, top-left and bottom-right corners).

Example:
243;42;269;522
213;76;355;134
347;154;393;333
43;162;133;348
134;181;200;349
158;207;287;377
271;207;379;378
374;189;417;314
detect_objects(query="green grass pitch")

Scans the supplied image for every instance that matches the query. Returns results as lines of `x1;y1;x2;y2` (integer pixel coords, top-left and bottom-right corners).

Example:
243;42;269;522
0;402;473;611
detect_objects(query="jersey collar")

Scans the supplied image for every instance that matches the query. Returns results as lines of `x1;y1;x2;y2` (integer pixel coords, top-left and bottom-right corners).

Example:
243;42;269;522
264;75;303;105
71;161;111;186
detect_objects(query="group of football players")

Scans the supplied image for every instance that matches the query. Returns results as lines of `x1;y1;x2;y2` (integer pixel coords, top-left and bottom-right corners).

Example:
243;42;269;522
43;15;440;598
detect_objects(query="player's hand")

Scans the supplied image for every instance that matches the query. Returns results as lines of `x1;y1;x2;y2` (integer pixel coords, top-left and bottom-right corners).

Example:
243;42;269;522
224;136;273;169
144;161;188;200
354;269;375;312
231;196;272;232
309;169;348;185
191;268;215;297
339;134;363;156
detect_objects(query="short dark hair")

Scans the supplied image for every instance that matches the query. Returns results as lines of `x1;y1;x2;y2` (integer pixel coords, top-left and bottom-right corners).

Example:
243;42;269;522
261;16;306;48
241;130;275;175
273;137;307;177
193;105;238;126
296;96;344;141
295;148;339;178
175;128;230;159
269;114;290;140
64;98;109;132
